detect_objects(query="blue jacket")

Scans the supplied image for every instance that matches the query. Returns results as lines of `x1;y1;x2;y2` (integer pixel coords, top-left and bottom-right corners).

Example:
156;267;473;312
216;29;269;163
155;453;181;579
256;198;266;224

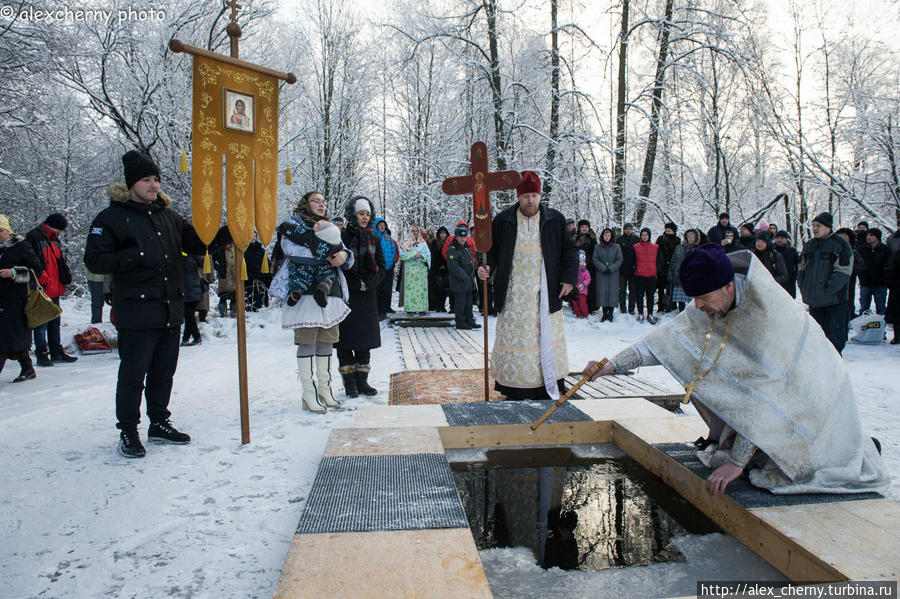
373;217;398;268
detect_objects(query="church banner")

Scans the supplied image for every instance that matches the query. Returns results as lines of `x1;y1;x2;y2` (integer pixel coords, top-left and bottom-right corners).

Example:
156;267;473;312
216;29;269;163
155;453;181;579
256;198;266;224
191;54;280;250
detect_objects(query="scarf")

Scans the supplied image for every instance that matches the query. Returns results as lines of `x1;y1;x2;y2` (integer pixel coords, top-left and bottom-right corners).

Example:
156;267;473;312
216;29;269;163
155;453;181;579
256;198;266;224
295;196;330;228
346;222;379;274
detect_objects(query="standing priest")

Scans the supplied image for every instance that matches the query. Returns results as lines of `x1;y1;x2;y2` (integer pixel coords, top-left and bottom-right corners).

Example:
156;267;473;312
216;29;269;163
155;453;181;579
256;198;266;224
584;243;889;496
477;171;578;399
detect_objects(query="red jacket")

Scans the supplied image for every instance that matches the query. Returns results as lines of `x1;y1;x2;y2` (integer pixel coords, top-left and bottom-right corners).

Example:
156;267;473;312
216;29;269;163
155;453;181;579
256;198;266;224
26;223;67;299
633;241;659;278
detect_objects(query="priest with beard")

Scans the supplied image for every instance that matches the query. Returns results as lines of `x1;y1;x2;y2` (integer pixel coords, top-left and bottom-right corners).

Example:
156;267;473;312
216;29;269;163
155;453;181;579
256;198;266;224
478;171;578;399
584;243;889;496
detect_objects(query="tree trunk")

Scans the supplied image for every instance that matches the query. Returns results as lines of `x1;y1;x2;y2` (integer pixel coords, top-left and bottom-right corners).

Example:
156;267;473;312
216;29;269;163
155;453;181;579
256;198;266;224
544;0;560;203
485;0;507;172
612;0;629;223
634;0;673;227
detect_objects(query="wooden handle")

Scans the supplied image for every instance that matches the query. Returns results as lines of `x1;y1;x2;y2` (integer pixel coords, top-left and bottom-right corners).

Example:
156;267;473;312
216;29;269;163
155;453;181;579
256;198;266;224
529;358;608;431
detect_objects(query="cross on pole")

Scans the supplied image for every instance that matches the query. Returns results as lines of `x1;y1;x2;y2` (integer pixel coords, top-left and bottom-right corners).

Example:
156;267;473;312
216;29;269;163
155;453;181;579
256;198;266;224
442;142;521;253
226;0;242;21
442;142;521;402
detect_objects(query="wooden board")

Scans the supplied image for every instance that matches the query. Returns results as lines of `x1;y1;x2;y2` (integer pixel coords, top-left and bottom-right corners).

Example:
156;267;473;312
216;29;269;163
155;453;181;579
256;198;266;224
352;405;448;429
388;312;455;326
749;502;900;580
612;420;862;582
274;528;492;599
324;427;444;457
573;398;680;421
438;420;612;449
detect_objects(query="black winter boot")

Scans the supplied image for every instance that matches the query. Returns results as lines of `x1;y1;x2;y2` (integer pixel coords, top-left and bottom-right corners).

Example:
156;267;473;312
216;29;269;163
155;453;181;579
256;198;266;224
13;357;36;383
148;420;192;444
36;352;54;367
51;350;78;363
355;363;378;396
339;365;359;398
118;427;146;458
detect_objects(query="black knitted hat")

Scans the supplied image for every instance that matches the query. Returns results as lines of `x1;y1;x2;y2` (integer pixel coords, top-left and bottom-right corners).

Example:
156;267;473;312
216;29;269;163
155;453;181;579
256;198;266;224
122;150;160;189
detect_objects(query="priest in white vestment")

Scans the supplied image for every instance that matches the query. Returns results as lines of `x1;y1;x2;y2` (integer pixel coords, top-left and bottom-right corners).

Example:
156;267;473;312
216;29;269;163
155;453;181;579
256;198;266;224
585;243;889;496
478;171;579;399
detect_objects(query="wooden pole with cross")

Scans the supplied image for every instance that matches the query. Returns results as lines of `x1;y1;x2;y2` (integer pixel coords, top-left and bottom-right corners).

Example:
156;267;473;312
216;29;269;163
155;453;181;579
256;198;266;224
442;142;521;402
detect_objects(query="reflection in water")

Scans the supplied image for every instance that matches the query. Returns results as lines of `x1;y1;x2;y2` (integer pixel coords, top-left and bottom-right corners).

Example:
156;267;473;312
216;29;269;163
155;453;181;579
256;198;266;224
453;457;719;571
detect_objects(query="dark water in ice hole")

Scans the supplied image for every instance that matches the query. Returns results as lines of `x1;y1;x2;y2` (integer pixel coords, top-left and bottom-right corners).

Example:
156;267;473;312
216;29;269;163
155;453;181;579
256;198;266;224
450;446;722;572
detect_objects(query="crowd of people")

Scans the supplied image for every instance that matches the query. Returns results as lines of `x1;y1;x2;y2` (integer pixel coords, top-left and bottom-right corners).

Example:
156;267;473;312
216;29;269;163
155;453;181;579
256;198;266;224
2;150;899;464
561;211;900;350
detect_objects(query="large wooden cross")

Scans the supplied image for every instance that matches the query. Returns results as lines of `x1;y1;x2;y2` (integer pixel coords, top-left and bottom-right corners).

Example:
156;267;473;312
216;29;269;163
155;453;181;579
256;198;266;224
442;142;521;252
442;142;521;401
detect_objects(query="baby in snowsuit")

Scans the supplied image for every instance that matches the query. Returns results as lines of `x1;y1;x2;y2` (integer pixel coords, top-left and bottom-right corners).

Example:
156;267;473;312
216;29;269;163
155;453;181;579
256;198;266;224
282;220;344;307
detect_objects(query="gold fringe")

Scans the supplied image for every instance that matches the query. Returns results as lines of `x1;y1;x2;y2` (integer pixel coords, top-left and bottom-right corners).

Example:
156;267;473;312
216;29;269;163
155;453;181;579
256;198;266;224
240;257;248;281
285;165;292;185
179;149;188;173
260;253;269;274
203;250;211;274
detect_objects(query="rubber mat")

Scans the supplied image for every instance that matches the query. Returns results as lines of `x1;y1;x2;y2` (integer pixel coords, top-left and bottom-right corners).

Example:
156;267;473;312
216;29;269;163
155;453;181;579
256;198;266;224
442;400;591;427
296;453;468;534
654;443;882;508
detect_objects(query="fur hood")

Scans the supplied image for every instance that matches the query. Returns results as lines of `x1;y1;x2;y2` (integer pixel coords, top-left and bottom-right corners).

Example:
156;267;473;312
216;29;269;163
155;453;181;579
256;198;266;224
1;232;25;248
108;182;173;207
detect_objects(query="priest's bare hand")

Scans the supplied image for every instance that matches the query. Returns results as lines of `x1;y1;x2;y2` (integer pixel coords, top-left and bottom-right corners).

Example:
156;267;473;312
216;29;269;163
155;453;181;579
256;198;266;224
477;265;490;281
706;462;743;496
328;251;348;268
584;360;614;380
559;282;574;299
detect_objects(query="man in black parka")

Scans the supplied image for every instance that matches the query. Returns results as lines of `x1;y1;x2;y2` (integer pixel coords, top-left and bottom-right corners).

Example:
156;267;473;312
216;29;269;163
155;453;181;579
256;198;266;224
85;151;209;458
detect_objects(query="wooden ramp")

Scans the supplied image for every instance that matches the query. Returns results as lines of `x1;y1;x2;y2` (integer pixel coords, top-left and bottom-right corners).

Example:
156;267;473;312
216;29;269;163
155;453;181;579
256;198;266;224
394;325;682;408
395;323;485;369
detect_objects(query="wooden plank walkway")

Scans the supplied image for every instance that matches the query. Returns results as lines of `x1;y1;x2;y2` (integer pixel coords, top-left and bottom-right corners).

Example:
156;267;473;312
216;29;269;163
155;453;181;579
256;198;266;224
394;325;682;408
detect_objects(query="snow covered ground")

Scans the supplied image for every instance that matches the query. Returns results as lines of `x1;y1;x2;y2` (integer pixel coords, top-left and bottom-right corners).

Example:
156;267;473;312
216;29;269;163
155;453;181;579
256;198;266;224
1;296;897;598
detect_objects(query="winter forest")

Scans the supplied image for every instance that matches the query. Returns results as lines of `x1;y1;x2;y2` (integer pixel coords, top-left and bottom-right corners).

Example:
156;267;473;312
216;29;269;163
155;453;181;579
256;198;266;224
2;0;899;266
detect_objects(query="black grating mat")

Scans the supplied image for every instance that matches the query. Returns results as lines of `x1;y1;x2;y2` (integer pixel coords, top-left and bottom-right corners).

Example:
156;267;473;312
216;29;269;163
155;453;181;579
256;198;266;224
442;400;591;427
296;453;468;534
654;443;882;508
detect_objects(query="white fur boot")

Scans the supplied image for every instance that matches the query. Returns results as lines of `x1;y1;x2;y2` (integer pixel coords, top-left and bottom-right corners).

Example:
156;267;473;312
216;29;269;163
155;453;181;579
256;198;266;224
315;355;341;408
298;356;325;413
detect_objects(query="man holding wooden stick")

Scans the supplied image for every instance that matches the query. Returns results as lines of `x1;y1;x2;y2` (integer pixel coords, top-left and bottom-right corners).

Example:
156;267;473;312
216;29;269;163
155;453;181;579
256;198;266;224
584;243;889;496
477;171;578;400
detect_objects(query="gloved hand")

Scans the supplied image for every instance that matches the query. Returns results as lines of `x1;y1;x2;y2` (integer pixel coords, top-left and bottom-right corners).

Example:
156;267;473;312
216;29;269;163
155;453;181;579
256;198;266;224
104;293;113;306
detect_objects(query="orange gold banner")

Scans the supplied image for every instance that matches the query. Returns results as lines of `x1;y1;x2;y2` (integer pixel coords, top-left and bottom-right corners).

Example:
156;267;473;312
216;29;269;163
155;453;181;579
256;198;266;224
191;54;280;250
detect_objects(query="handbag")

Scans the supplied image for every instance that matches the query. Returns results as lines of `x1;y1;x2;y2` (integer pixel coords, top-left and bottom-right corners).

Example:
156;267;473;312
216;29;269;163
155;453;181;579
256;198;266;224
25;269;63;329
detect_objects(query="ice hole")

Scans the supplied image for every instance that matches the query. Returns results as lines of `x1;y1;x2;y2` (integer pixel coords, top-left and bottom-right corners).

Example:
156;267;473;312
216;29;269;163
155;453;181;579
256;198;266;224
448;443;722;572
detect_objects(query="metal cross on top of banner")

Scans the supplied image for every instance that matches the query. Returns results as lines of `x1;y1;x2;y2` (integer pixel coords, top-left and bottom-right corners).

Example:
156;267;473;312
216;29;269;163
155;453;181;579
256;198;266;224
442;142;521;402
170;1;296;444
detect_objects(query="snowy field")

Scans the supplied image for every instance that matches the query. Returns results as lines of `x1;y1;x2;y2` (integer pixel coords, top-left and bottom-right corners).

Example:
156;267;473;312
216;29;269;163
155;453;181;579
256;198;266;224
1;295;897;598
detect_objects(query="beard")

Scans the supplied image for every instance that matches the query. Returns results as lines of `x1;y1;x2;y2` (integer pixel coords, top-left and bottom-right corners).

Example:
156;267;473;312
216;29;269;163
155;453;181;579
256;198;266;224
519;203;540;217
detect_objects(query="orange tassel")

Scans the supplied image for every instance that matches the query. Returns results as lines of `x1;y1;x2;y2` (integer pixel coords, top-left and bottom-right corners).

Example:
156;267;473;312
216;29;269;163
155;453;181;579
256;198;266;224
285;165;293;185
240;257;248;281
203;250;211;274
260;252;270;274
179;149;188;173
